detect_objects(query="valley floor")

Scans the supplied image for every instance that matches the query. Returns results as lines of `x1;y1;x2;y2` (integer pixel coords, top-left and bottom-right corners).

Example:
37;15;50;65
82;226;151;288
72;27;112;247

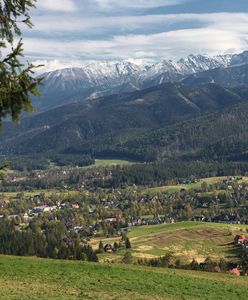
0;255;247;300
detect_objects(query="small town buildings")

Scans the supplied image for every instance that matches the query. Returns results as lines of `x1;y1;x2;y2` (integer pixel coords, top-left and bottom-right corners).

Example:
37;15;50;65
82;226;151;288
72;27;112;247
1;198;10;208
104;244;113;253
229;268;241;276
71;203;79;209
235;235;248;244
33;206;56;213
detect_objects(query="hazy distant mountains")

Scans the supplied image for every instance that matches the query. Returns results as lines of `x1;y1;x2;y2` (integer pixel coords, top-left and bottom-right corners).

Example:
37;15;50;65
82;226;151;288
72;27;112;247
183;64;248;87
2;50;248;163
34;51;248;112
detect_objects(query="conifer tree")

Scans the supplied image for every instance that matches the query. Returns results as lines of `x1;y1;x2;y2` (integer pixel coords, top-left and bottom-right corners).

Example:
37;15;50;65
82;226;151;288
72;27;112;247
0;0;42;126
122;252;133;264
125;237;132;249
98;240;104;253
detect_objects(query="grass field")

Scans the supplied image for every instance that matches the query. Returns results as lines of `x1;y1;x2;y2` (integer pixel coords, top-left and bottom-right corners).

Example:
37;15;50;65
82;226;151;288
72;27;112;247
129;222;247;262
91;222;248;263
0;255;247;300
142;176;248;194
1;190;79;200
85;159;136;168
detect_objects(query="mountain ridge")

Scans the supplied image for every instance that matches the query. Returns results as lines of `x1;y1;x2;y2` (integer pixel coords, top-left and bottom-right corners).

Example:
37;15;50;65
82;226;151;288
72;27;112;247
1;82;247;159
33;51;248;112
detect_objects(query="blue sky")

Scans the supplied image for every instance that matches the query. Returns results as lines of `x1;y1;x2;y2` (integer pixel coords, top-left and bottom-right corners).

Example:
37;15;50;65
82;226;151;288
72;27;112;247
22;0;248;71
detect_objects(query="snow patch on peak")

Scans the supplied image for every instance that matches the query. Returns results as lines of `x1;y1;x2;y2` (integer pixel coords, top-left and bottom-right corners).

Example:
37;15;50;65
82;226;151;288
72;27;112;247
41;50;248;103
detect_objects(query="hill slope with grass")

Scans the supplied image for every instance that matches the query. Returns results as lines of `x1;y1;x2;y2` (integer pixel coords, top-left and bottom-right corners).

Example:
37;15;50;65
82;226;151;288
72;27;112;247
91;222;248;264
0;255;248;300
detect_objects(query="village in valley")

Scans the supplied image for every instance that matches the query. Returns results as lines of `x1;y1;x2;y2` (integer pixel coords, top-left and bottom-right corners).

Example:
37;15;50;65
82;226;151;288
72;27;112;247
0;164;248;276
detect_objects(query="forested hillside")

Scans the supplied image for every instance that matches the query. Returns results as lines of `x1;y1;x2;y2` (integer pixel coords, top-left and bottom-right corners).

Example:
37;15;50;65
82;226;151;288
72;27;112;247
0;83;247;163
182;64;248;88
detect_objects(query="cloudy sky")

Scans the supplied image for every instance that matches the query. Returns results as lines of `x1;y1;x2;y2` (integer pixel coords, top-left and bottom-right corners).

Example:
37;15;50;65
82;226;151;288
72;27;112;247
23;0;248;72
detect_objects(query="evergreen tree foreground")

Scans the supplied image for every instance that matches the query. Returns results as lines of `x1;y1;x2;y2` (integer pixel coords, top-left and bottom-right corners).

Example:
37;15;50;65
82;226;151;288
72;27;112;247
0;0;42;127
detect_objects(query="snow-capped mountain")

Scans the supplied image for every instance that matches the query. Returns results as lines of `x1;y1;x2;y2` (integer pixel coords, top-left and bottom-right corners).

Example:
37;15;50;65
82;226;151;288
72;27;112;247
43;61;144;92
34;51;248;112
82;61;145;87
139;53;234;87
230;51;248;66
144;53;232;78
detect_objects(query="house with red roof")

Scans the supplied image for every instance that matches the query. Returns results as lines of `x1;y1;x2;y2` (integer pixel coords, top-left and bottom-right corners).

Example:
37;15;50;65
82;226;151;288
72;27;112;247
229;268;241;276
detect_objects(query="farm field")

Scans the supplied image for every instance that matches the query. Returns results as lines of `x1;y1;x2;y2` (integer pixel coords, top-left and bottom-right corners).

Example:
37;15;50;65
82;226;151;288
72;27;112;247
2;174;246;200
0;190;79;200
91;222;248;263
86;159;136;168
142;176;248;194
0;255;247;300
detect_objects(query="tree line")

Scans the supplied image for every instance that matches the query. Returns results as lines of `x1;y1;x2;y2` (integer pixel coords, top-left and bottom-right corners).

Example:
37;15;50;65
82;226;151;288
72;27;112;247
0;219;98;262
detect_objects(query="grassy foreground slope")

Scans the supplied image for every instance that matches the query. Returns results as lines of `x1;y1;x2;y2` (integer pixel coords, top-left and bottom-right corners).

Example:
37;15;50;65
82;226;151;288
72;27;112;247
0;255;248;300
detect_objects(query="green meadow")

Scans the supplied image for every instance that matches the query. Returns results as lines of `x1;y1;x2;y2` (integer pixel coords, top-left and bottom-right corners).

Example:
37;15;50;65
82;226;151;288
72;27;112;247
87;159;136;168
142;176;248;194
91;222;248;263
0;255;247;300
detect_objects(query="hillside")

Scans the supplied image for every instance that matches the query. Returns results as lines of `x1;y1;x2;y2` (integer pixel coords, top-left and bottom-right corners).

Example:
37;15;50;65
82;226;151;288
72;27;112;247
91;222;248;264
0;255;247;300
33;62;144;112
33;52;241;112
115;101;248;161
182;64;248;88
0;83;247;160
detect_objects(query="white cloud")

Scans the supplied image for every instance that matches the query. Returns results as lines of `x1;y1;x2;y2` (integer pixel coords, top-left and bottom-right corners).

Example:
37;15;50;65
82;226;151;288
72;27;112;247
37;0;77;12
29;13;248;34
22;8;248;71
31;59;83;74
23;12;248;59
30;14;196;33
24;22;248;63
95;0;188;9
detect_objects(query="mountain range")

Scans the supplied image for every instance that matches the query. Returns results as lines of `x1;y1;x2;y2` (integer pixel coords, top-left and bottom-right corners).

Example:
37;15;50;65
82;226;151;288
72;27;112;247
34;51;248;112
1;50;248;166
1;82;248;159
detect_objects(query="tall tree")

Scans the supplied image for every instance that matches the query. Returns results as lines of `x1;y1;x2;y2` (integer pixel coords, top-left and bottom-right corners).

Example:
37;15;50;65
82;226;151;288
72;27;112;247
0;0;42;126
98;240;104;253
125;237;132;249
0;161;9;181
